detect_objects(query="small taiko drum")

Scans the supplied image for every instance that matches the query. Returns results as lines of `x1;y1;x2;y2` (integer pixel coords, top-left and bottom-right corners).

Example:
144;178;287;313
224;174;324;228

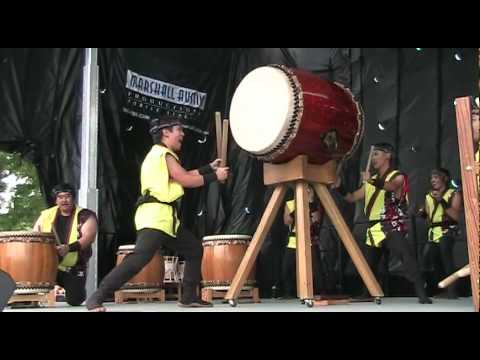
116;245;164;291
0;231;58;294
201;235;256;290
229;65;364;165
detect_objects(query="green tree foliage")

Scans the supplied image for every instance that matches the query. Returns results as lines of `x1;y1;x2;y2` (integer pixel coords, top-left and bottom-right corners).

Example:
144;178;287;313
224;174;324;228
0;152;46;231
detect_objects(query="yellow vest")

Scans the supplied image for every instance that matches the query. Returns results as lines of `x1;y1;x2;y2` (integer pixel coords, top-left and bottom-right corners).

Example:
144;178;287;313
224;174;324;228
285;200;318;249
425;189;456;243
134;145;184;237
364;170;402;248
41;206;82;270
286;200;296;249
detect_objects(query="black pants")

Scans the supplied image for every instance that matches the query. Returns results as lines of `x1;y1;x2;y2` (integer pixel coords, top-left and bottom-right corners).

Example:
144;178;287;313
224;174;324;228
281;247;322;297
421;236;456;295
364;231;423;290
94;226;202;303
57;268;87;306
316;242;338;294
281;248;297;297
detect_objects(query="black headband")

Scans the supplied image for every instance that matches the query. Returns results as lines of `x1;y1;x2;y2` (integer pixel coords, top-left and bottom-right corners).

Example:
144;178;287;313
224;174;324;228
52;184;75;197
373;143;395;154
149;118;210;137
432;168;451;180
149;121;183;136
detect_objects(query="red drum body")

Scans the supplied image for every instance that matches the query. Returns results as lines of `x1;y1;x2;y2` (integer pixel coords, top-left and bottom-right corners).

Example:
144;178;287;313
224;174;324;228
229;65;364;165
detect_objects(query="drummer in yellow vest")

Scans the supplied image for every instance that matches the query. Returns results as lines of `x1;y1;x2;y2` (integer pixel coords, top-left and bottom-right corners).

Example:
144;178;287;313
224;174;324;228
345;143;432;304
86;116;229;311
33;183;98;306
282;186;323;298
419;168;463;299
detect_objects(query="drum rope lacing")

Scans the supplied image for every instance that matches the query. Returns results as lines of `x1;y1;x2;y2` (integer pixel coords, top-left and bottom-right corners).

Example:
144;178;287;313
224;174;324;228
256;65;304;162
202;240;250;247
14;287;55;295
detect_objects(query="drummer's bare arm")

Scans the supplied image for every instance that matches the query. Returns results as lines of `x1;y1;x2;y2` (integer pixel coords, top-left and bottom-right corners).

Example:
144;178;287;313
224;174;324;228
345;185;365;203
187;169;200;176
444;191;463;223
167;155;229;188
78;216;98;249
167;154;210;188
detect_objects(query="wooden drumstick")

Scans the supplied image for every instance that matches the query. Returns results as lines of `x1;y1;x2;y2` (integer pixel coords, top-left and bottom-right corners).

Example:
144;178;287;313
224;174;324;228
438;265;471;289
365;145;375;175
215;112;223;160
221;119;229;167
51;226;61;246
358;146;375;186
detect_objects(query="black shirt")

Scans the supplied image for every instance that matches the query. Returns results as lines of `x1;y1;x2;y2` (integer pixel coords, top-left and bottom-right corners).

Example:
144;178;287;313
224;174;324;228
56;213;73;245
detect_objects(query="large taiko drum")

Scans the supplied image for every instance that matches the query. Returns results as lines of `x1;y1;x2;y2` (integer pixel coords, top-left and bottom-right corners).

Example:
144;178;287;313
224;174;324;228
116;245;164;291
229;65;364;165
0;232;58;294
201;235;256;290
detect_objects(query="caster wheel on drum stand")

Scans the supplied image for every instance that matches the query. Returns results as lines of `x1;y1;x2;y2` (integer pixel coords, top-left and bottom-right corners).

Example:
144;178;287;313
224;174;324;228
304;299;314;308
228;299;238;308
375;297;382;305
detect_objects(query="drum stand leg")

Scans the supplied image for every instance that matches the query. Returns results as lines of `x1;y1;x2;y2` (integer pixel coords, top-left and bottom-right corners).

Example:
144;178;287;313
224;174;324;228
294;181;314;305
225;156;383;308
224;185;287;307
455;97;479;312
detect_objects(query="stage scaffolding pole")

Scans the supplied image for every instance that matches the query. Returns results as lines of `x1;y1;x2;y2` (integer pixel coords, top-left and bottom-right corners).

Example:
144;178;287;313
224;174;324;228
79;48;99;299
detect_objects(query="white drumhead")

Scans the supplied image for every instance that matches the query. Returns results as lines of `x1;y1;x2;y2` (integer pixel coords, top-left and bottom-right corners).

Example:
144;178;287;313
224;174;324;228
118;245;135;251
230;66;294;155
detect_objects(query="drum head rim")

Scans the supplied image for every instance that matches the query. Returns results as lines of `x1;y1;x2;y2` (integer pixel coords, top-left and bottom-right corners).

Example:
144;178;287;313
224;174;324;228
333;81;365;162
230;65;299;155
0;231;56;243
202;235;252;241
258;65;304;162
0;231;55;237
